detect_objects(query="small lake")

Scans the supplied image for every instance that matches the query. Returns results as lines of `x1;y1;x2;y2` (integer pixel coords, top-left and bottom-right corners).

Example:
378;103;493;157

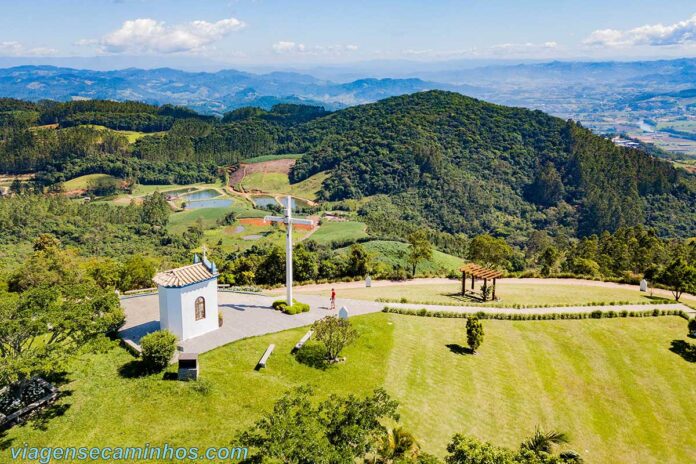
180;189;221;202
185;198;233;210
252;196;279;208
278;196;310;210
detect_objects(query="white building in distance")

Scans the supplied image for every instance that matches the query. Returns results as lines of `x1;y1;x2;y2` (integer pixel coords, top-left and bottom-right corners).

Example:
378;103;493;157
153;254;219;341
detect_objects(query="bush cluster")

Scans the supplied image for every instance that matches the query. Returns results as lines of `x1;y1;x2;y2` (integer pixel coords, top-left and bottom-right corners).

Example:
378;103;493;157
272;299;311;315
140;330;177;371
382;306;689;321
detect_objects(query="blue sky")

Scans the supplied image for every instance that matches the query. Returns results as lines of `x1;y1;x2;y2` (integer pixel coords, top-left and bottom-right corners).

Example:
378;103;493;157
1;0;695;68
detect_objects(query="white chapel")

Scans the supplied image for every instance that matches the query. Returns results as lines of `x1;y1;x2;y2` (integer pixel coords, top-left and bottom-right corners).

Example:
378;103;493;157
152;253;220;341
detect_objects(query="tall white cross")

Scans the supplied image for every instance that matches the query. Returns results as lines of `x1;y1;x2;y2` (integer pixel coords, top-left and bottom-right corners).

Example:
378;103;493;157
264;196;314;305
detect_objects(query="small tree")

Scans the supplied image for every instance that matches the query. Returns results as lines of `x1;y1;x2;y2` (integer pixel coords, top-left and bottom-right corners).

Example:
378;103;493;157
466;317;484;353
312;316;358;362
140;330;177;371
407;229;433;277
468;234;512;269
654;258;696;302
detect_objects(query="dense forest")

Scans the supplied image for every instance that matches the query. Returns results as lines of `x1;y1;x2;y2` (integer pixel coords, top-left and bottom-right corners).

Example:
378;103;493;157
1;92;695;244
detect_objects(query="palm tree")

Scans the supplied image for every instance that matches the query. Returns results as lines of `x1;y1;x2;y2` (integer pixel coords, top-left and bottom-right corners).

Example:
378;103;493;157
521;426;569;454
375;427;420;463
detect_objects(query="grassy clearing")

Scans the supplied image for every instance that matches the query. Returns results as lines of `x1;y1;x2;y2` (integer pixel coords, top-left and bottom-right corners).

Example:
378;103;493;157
84;124;165;143
242;154;304;164
132;182;223;196
63;173;119;191
238;171;328;200
301;281;670;306
310;220;368;245
167;207;231;235
3;314;694;463
336;240;464;275
202;222;312;252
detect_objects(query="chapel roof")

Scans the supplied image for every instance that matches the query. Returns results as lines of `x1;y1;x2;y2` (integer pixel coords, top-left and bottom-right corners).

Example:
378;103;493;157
152;258;218;288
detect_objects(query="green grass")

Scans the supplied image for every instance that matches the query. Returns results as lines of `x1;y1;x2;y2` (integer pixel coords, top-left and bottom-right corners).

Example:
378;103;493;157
132;182;223;196
167;207;232;234
202;222;312;252
84;124;165;143
63;174;119;191
238;171;328;200
336;240;464;275
301;281;671;306
3;314;694;463
242;154;304;164
310;220;368;245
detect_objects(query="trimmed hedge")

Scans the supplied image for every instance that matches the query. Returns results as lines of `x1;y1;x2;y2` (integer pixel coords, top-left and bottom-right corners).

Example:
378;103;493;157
272;299;311;315
382;306;690;321
376;297;674;309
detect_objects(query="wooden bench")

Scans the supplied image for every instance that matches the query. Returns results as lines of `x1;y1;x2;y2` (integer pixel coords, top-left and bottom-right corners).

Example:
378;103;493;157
256;344;275;370
292;330;313;353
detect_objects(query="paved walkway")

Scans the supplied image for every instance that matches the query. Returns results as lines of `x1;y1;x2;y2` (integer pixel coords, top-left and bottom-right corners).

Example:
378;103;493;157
119;289;694;355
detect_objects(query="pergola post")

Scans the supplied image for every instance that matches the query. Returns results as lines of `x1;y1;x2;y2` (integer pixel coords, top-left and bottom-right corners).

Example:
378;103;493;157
460;263;503;303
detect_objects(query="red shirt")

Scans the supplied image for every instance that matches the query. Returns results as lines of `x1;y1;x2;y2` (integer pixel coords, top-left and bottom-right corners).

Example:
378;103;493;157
331;291;336;300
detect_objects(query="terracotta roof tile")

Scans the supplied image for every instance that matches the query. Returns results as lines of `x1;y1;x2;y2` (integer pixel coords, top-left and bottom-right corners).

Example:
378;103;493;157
153;262;217;288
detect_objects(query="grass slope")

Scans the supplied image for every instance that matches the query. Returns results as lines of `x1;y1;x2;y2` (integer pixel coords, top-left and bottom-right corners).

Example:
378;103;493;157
2;314;694;463
63;173;118;191
337;240;464;275
238;171;328;200
242;154;304;164
310;220;368;245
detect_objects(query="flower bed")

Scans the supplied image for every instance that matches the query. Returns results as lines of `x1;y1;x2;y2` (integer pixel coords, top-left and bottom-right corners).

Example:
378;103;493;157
0;378;58;428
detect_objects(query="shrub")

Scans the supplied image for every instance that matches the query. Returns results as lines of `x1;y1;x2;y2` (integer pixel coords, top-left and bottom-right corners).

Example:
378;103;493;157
688;318;696;337
140;330;177;371
312;316;358;361
272;299;310;315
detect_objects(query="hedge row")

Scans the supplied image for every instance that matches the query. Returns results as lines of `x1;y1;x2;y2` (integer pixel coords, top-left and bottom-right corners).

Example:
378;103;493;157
382;306;691;321
376;297;674;309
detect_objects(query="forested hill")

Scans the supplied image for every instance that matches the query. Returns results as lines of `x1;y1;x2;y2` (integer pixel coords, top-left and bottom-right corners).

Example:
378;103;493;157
1;91;694;241
289;91;695;239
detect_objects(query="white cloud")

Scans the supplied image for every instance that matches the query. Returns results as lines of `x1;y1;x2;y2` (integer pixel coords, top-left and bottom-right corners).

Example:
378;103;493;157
0;41;58;56
584;14;696;47
271;41;358;56
87;17;245;54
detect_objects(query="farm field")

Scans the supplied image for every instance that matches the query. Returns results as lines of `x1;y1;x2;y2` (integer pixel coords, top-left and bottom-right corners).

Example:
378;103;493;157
83;124;165;143
242;154;304;164
300;280;671;306
2;313;694;463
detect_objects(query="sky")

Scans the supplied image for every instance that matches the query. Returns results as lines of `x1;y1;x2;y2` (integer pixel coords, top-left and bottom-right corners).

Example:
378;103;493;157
1;0;695;70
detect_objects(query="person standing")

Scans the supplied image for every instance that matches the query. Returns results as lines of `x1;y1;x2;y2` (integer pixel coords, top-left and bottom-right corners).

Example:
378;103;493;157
330;288;336;310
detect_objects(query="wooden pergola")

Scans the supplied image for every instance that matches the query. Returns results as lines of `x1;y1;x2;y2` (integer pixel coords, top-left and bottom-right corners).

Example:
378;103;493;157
460;263;503;302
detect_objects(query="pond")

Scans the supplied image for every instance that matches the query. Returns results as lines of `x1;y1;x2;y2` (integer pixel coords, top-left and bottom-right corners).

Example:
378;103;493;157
278;196;311;210
185;198;233;210
252;196;279;208
179;189;221;202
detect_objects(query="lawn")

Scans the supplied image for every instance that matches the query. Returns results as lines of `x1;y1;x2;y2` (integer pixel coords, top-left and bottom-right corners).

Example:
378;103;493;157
167;207;232;234
336;240;464;276
132;182;223;196
310;220;368;245
84;124;165;143
301;281;671;306
202;221;312;252
2;314;694;463
63;173;119;191
237;171;328;200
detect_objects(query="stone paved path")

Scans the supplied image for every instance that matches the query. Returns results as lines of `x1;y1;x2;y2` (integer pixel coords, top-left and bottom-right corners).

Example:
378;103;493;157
119;289;693;355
